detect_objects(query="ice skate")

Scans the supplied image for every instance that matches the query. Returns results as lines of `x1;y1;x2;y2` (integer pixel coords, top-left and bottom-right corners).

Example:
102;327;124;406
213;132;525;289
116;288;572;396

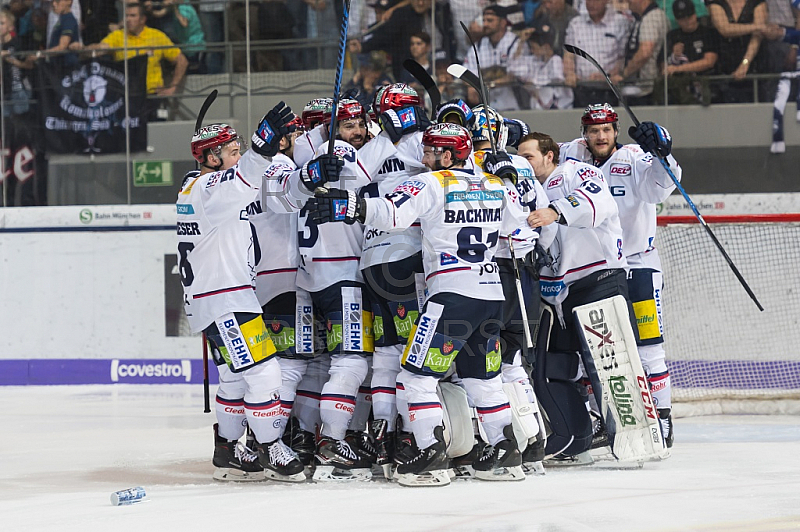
473;425;525;481
312;437;373;481
450;438;484;479
396;426;450;487
369;419;395;479
254;438;306;482
212;424;265;482
521;438;545;475
544;450;595;467
659;408;674;449
345;429;378;464
283;417;316;475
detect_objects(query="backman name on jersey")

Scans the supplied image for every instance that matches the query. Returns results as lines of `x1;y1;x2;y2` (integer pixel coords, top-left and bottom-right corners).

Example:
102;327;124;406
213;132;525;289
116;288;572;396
444;208;501;224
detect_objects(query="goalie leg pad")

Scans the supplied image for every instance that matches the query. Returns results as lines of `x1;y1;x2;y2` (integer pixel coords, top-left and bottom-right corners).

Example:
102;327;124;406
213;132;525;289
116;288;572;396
532;306;593;457
437;381;475;458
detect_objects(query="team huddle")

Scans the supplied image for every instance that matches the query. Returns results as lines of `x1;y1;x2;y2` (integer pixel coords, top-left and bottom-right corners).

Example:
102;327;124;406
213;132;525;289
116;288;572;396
176;83;680;487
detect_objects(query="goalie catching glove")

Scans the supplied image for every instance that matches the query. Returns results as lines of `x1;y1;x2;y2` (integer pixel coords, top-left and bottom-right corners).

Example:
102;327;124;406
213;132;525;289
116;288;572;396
299;154;344;191
306;187;366;225
483;151;519;185
628;121;672;158
251;101;296;158
379;106;431;143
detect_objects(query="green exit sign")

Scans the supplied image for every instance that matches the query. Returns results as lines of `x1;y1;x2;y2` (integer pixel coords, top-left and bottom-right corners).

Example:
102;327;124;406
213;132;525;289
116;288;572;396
133;160;173;187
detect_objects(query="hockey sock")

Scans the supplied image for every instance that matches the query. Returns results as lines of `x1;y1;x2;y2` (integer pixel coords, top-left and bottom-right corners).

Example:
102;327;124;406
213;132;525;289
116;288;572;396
401;369;443;450
215;365;247;440
639;344;672;411
350;369;373;432
773;77;791;143
294;356;329;433
242;358;283;444
463;376;512;446
319;354;369;440
277;358;309;437
372;345;402;431
396;377;411;430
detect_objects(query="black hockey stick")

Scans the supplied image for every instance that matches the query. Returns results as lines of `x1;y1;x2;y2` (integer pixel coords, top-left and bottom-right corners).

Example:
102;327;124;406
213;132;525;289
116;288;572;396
327;0;352;157
195;89;217;413
402;59;441;118
194;89;218;134
457;21;535;349
564;44;763;311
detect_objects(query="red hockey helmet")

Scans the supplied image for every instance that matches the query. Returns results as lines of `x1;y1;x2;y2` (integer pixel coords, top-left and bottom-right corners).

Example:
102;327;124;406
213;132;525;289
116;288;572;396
581;103;618;133
324;98;367;126
301;98;333;129
422;123;473;161
377;83;421;114
191;123;241;164
286;113;305;132
372;85;388;116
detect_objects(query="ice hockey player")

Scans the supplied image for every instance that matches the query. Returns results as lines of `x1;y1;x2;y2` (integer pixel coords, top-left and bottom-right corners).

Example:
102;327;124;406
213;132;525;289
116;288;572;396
560;104;680;447
178;102;306;482
470;107;554;474
522;131;635;462
307;123;531;487
359;83;431;478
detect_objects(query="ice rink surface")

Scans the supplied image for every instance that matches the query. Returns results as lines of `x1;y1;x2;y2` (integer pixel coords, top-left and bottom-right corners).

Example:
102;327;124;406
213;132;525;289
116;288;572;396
3;385;800;532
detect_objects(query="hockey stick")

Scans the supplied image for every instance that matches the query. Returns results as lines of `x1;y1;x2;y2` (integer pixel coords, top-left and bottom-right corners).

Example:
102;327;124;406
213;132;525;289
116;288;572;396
564;44;763;311
202;333;210;413
402;59;441;118
456;21;534;349
327;0;352;157
195;90;217;413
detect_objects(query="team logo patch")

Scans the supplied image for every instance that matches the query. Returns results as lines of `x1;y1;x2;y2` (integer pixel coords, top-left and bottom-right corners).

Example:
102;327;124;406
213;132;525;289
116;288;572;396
442;340;454;355
271;320;282;333
440;252;458;265
547;175;562;188
397;304;406;319
398;107;416;127
394;180;426;196
326;319;333;332
610;163;631;176
333;199;348;221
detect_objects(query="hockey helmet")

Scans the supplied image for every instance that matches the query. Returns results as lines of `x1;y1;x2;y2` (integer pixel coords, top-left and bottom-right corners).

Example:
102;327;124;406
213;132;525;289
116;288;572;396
581;103;618;133
470;105;508;150
301;98;333;129
286;113;306;132
191;123;243;164
435;99;474;127
376;83;421;114
324;99;367;128
372;85;388;116
422;123;473;161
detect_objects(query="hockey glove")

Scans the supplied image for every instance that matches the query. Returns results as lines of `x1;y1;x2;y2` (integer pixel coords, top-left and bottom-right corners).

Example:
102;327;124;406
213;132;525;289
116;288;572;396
628;121;672;158
252;101;296;158
434;99;474;127
504;118;530;150
300;154;344;192
307;188;366;225
379;106;431;143
483;151;519;185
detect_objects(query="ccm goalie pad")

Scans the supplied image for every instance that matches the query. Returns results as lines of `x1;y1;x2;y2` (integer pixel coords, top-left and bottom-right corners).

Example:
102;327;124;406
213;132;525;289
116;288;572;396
574;295;669;462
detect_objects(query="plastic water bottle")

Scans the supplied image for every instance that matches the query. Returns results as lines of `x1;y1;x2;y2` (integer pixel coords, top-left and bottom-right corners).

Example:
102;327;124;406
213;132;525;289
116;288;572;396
110;487;147;506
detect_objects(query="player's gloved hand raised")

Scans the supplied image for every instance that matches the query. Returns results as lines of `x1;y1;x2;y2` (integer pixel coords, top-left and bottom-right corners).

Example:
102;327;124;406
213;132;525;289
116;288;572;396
306;187;366;225
435;99;474;127
300;154;343;192
504;118;530;150
379;106;431;143
252;101;295;158
629;121;672;158
483;151;519;185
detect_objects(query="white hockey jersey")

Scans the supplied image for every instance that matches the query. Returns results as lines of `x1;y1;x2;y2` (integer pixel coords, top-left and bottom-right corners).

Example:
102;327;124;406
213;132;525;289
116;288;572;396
473;150;556;259
251;152;300;306
176;150;271;333
364;166;530;301
360;130;428;270
291;137;393;293
539;159;627;309
560;139;681;268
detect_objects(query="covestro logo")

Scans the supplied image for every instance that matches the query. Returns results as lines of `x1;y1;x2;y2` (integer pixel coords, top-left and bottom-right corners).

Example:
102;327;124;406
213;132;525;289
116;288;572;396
111;360;192;382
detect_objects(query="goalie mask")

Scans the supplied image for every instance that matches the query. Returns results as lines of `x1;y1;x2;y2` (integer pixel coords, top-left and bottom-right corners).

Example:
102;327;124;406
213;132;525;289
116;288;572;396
191;123;246;168
470;105;508;151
